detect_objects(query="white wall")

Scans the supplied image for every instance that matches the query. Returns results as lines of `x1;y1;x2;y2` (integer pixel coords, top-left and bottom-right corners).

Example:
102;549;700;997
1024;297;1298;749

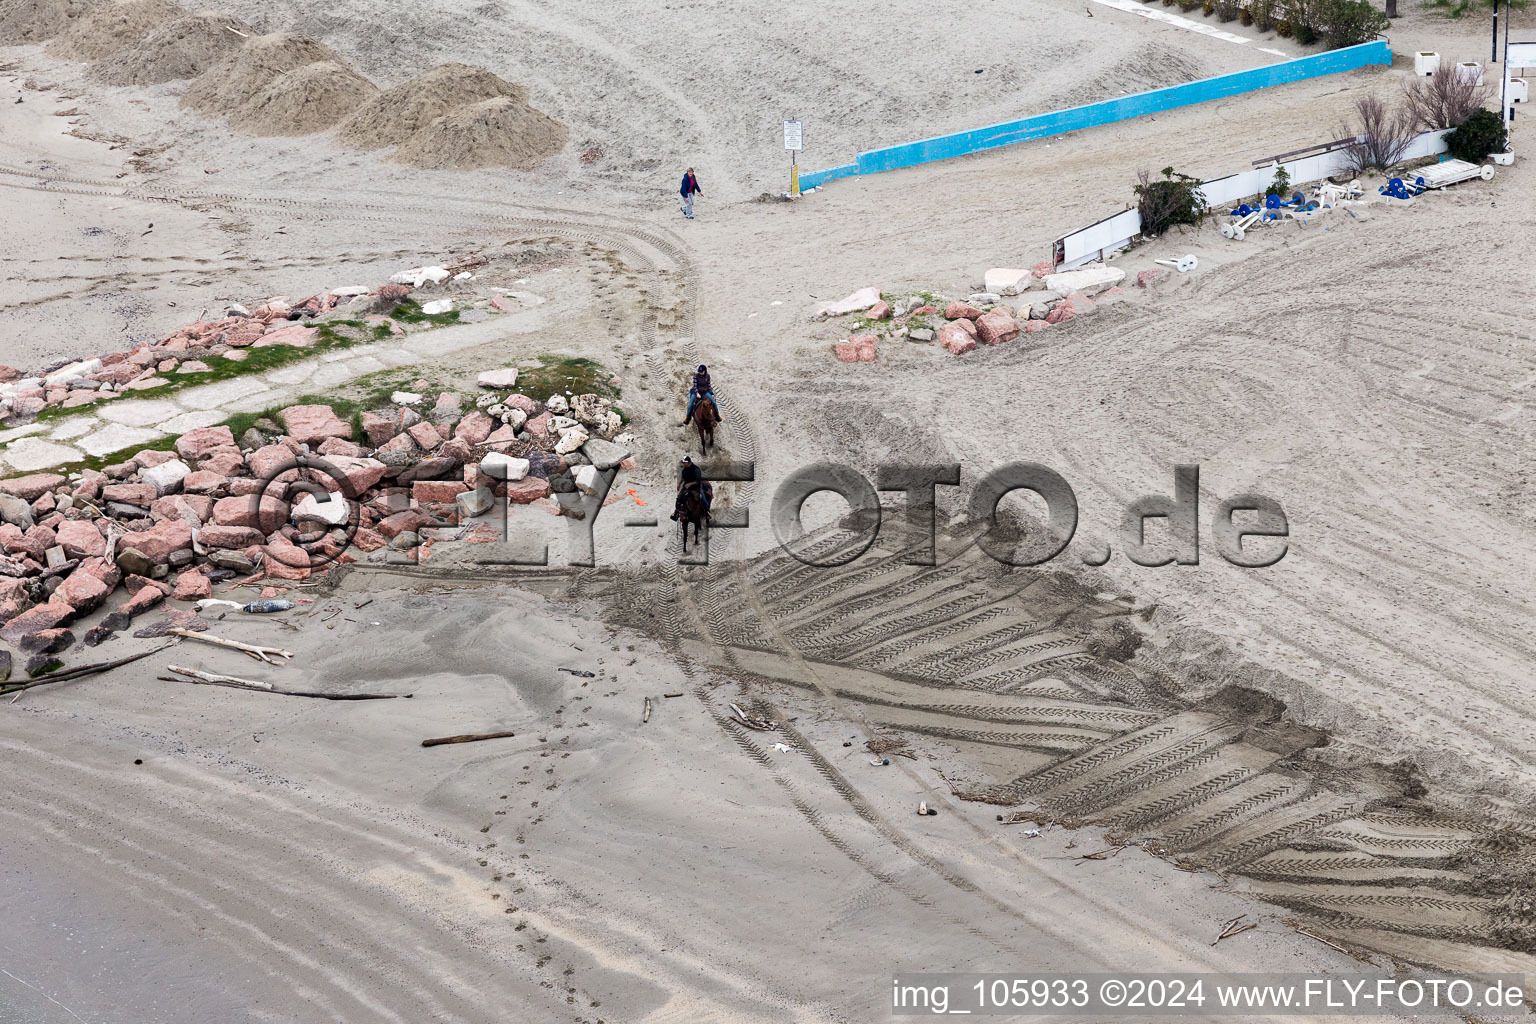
1054;129;1451;269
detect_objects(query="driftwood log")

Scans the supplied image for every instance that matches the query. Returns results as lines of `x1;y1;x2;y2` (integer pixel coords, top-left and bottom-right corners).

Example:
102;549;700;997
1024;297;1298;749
164;665;409;701
1;644;174;696
421;731;517;747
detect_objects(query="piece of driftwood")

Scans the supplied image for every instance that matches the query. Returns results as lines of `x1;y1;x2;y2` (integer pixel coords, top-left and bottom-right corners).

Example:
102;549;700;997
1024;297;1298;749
0;644;173;696
168;628;293;664
727;702;773;730
1212;915;1256;945
165;665;409;701
421;731;517;747
168;665;272;690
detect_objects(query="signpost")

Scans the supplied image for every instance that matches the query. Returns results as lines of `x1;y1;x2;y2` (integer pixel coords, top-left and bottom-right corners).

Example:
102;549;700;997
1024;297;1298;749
784;117;803;196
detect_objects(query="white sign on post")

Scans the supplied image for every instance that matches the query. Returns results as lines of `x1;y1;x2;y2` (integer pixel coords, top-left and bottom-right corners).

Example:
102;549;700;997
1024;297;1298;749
783;119;803;152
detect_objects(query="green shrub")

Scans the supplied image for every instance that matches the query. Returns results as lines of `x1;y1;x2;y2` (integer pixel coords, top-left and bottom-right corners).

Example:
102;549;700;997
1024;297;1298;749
1135;166;1209;237
1215;0;1240;19
1313;0;1389;47
1445;108;1508;162
1203;0;1216;13
1266;164;1292;198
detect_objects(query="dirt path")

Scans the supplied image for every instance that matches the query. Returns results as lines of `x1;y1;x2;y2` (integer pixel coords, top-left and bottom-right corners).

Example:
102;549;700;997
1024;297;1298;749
3;5;1534;1014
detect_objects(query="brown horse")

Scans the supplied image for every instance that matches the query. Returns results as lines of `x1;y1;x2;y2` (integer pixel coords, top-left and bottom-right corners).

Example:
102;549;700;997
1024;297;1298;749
690;396;720;453
677;485;710;553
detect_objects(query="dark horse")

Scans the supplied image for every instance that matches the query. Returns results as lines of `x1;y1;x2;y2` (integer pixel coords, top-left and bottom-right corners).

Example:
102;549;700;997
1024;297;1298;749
677;485;710;553
690;396;720;453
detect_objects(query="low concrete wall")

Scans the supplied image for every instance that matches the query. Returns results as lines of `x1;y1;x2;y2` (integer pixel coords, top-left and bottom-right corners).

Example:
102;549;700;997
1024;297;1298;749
799;41;1391;191
1051;127;1452;269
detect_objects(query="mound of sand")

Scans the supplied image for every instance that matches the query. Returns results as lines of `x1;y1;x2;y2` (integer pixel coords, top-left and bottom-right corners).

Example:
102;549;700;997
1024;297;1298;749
0;0;97;45
181;31;343;116
391;95;568;171
337;62;529;151
45;0;175;61
226;59;378;137
88;10;252;85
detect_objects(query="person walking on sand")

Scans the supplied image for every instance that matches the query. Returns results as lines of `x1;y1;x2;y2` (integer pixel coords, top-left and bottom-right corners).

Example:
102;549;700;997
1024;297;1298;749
679;167;702;219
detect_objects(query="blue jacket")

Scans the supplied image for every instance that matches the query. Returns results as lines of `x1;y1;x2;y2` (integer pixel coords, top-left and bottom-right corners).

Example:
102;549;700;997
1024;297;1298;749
680;173;701;197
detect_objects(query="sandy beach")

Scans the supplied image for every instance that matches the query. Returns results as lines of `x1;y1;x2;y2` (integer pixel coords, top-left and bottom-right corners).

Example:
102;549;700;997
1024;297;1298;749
3;0;1535;1019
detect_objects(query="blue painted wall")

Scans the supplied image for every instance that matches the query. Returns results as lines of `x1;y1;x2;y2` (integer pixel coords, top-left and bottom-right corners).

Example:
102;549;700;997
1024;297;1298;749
799;41;1390;190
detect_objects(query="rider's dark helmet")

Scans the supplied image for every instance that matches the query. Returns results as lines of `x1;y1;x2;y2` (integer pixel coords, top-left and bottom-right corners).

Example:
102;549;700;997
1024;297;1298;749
697;364;707;372
682;456;693;464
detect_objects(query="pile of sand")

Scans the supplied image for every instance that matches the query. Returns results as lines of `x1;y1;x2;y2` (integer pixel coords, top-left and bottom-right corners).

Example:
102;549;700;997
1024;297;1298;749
181;32;341;116
392;95;569;171
44;0;174;61
89;10;251;86
337;62;529;151
0;0;97;45
227;59;377;136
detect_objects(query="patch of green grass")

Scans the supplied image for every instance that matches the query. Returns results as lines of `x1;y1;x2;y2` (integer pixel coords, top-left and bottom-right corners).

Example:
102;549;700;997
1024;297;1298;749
38;433;181;477
32;331;368;424
514;356;620;404
220;405;287;442
388;299;461;327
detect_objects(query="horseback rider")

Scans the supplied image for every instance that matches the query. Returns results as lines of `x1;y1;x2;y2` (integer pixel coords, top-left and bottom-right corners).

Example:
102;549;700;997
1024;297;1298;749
681;364;717;425
671;455;713;521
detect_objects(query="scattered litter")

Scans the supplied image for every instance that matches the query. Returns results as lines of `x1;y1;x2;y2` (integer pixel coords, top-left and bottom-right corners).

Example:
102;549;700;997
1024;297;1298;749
917;801;937;816
869;757;890;766
242;599;294;614
196;599;244;612
662;691;684;698
421;730;517;747
558;667;595;677
770;742;794;753
420;298;455;315
728;702;773;730
642;696;652;723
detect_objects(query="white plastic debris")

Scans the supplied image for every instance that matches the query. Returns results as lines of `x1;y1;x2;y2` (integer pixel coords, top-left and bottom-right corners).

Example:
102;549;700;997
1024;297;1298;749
389;266;451;288
196;599;244;612
420;298;454;315
391;391;423;405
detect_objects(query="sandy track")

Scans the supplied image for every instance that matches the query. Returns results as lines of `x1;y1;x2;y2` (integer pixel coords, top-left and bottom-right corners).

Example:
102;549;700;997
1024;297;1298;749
3;3;1534;1013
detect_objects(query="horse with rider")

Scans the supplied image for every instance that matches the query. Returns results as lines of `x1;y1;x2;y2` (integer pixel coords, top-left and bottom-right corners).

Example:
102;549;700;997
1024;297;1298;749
672;365;722;550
